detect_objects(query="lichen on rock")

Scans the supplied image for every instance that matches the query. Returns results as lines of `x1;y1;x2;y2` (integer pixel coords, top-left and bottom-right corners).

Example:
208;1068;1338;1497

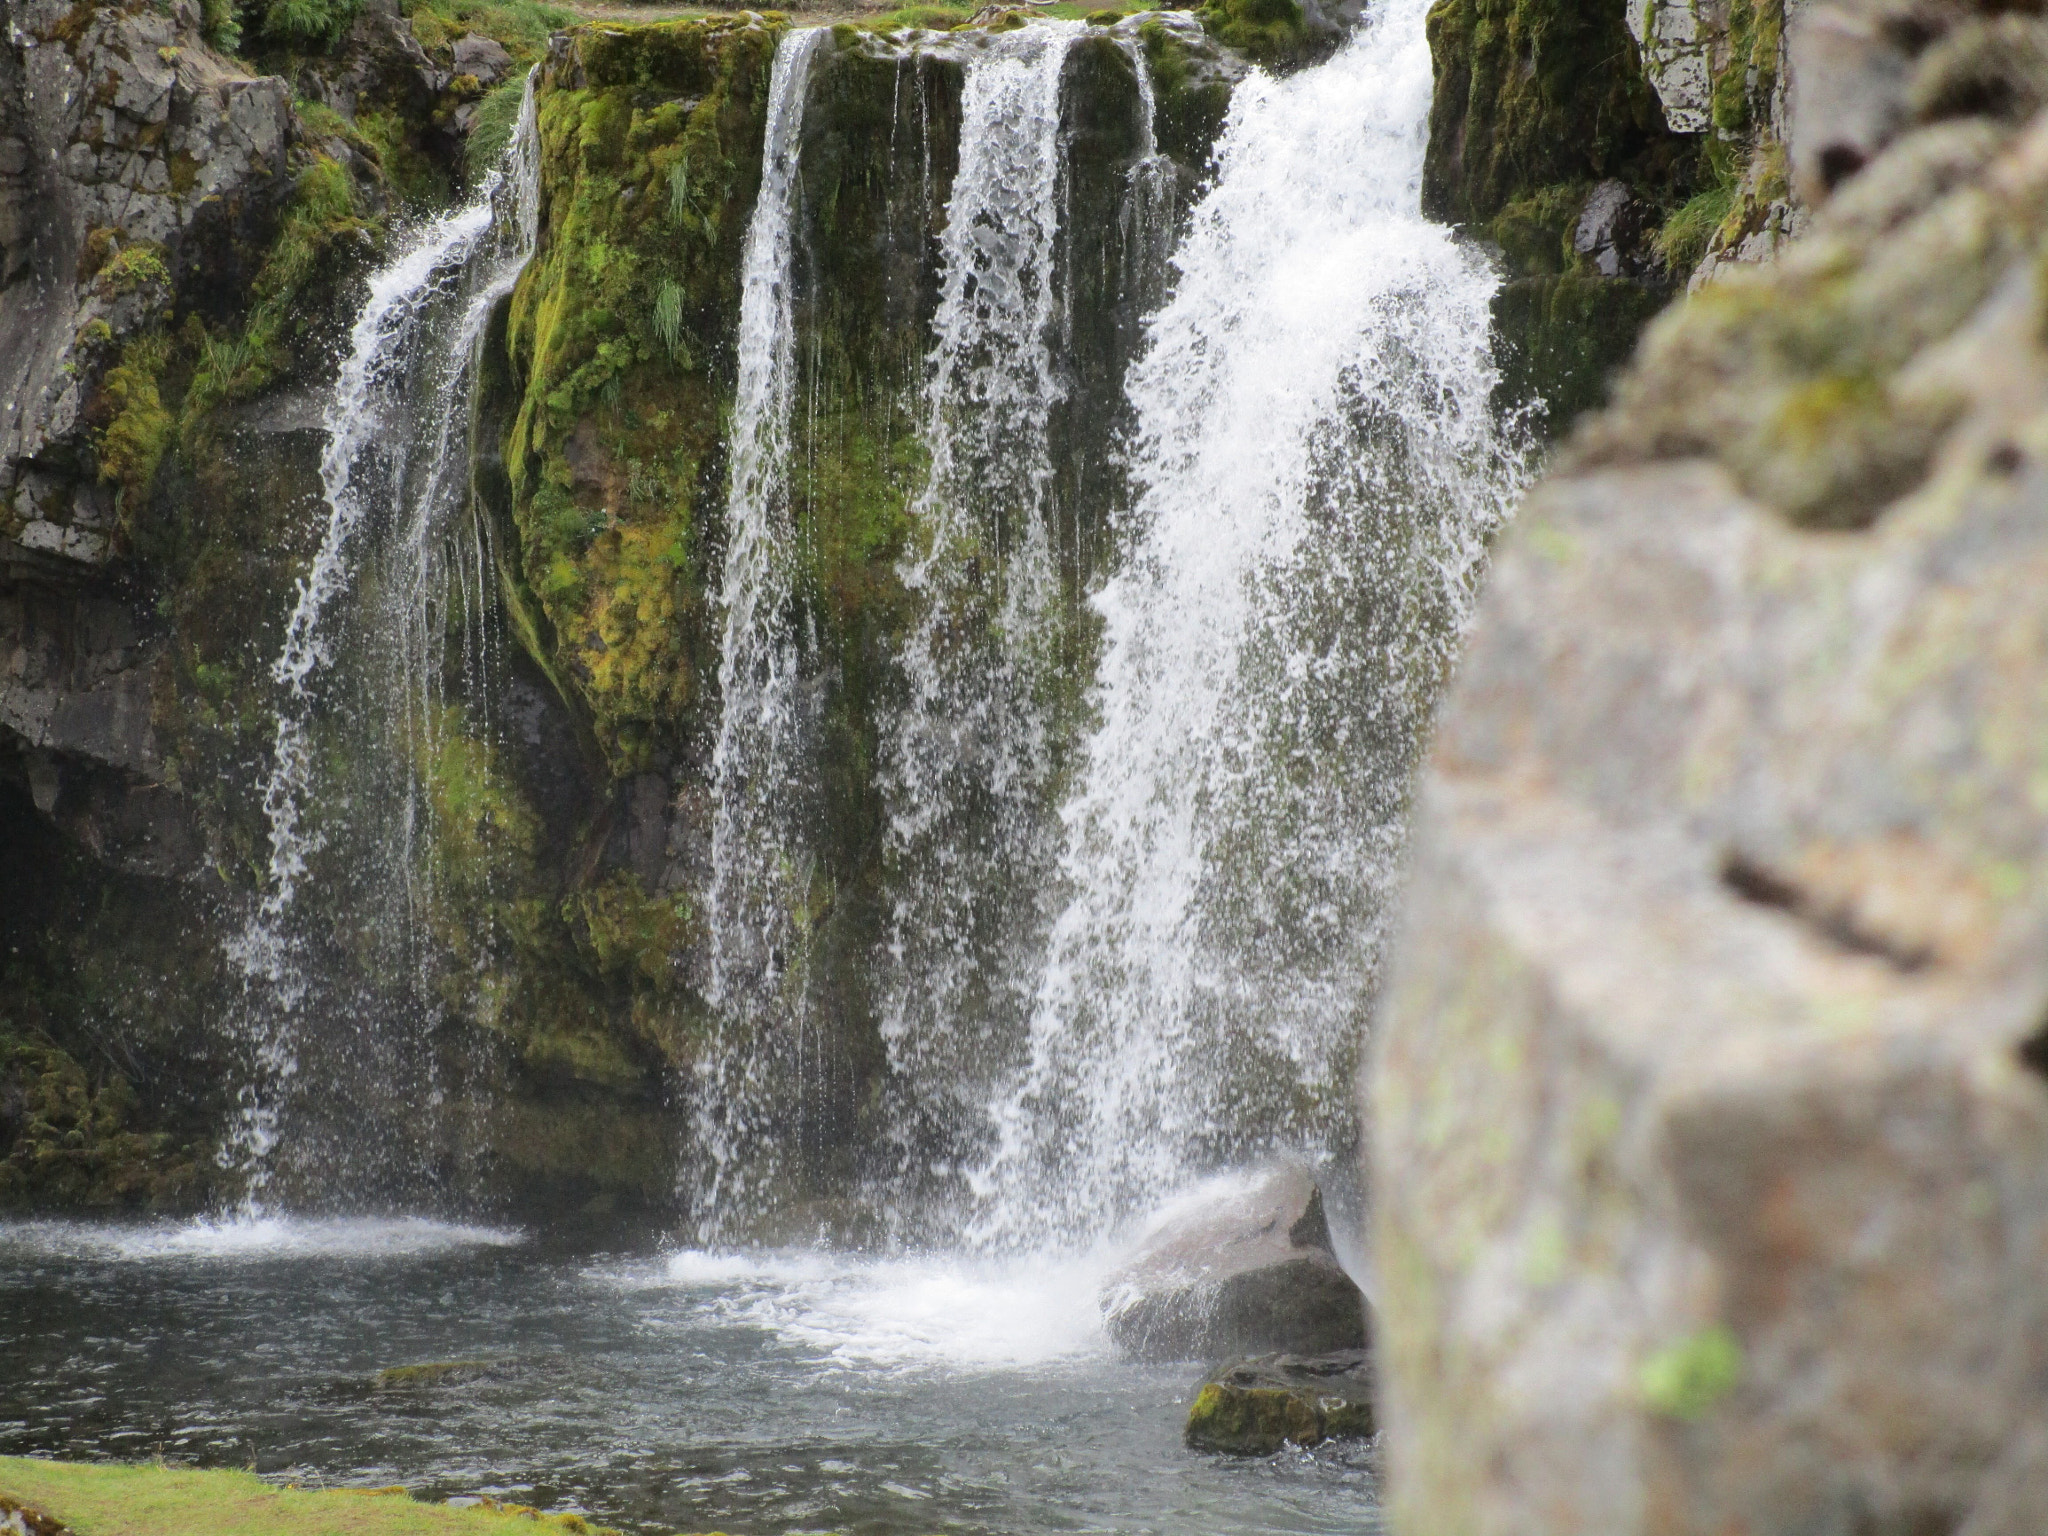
1371;3;2048;1528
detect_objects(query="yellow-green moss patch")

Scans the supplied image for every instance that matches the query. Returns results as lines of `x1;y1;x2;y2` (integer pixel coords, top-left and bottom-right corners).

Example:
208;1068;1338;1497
0;1458;622;1535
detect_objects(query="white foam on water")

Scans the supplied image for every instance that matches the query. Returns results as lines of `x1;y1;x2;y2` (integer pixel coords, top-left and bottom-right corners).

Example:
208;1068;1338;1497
635;1247;1110;1371
0;1215;523;1261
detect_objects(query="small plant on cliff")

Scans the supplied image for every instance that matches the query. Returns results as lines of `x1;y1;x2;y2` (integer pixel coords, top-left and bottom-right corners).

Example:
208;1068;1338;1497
95;334;174;525
653;279;687;360
1654;180;1736;273
253;0;360;47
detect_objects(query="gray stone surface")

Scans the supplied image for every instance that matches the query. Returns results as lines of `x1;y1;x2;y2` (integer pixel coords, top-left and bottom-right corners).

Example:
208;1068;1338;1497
0;0;292;567
1101;1164;1369;1362
1371;15;2048;1533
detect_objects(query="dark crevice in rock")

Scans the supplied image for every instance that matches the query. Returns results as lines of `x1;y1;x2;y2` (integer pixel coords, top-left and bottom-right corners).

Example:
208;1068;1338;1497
1719;851;1932;972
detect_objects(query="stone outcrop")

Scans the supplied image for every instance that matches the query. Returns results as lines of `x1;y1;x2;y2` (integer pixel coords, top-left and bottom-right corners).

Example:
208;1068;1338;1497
1371;2;2048;1531
1184;1350;1375;1455
1101;1165;1370;1361
1;0;292;562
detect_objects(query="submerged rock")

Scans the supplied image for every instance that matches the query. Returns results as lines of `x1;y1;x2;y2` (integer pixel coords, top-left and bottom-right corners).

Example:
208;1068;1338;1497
374;1359;511;1390
1372;2;2048;1530
1184;1349;1375;1455
1101;1165;1369;1361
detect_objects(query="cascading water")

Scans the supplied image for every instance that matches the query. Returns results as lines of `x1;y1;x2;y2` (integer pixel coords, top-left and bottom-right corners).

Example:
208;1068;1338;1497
875;21;1088;1173
966;0;1529;1248
694;28;830;1239
222;79;543;1201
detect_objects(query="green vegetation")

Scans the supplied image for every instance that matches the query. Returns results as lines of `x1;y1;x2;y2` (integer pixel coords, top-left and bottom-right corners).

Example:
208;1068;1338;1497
1653;178;1737;273
504;15;783;772
1421;0;1696;229
1195;0;1310;67
254;0;361;48
406;0;576;58
0;1024;204;1210
1638;1325;1743;1419
0;1458;625;1536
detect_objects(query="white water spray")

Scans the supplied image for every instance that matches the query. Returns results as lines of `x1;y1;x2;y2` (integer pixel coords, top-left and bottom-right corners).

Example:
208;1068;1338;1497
971;0;1528;1246
223;79;542;1198
696;28;830;1237
877;21;1086;1150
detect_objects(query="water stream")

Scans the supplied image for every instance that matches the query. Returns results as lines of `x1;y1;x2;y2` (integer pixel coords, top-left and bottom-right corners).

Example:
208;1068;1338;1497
698;26;833;1243
962;0;1523;1245
221;79;542;1203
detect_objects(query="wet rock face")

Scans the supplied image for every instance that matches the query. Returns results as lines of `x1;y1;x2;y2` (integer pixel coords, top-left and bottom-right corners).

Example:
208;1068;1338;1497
1184;1350;1375;1455
1371;3;2048;1531
1101;1165;1369;1361
0;0;292;559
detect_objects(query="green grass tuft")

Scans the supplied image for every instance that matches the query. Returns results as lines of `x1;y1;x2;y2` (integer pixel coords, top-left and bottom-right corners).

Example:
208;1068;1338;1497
1653;180;1736;273
0;1457;630;1535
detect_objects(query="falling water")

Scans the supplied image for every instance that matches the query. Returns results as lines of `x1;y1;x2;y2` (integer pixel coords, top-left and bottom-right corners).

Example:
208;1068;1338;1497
970;0;1528;1247
694;28;830;1239
222;79;543;1199
876;21;1088;1172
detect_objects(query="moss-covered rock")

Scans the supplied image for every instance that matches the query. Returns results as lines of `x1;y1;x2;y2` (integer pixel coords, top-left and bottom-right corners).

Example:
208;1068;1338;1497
1420;0;1706;434
1422;0;1694;231
1184;1351;1377;1455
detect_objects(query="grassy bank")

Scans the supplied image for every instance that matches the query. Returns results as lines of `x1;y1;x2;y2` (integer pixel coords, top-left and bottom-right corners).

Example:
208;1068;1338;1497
0;1459;646;1536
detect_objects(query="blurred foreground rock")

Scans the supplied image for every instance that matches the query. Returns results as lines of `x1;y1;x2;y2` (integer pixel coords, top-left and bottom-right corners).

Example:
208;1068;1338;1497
1184;1350;1375;1455
1371;1;2048;1531
1101;1164;1368;1361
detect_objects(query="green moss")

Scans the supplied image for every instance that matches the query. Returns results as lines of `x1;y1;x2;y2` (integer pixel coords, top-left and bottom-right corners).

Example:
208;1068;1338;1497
1184;1381;1325;1455
1139;18;1232;167
562;871;692;988
0;1457;624;1535
1421;0;1699;228
375;1359;502;1388
94;332;174;522
504;16;782;772
1196;0;1308;67
1487;182;1591;277
0;1023;202;1210
1638;1324;1743;1419
1708;0;1783;145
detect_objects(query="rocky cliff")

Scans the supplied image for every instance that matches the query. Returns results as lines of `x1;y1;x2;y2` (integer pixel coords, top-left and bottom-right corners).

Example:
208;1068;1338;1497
1372;0;2048;1529
0;0;555;1210
1423;0;1814;431
0;0;1276;1220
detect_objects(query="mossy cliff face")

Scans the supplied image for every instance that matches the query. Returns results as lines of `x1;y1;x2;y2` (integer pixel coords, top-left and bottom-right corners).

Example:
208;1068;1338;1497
1;0;1237;1222
1372;7;2048;1528
485;12;1229;1227
1421;0;1706;433
0;0;525;1210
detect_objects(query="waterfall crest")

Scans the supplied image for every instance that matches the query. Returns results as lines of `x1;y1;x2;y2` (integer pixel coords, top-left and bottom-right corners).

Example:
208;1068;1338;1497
970;0;1528;1247
223;79;543;1201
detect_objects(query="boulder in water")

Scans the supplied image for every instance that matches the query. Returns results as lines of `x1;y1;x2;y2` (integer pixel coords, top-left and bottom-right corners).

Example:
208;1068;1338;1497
1100;1165;1369;1361
1184;1350;1375;1455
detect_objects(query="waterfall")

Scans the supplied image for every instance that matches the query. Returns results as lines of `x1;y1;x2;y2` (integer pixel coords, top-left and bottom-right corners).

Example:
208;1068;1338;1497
876;21;1087;1173
222;79;543;1201
969;0;1528;1248
694;27;829;1239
